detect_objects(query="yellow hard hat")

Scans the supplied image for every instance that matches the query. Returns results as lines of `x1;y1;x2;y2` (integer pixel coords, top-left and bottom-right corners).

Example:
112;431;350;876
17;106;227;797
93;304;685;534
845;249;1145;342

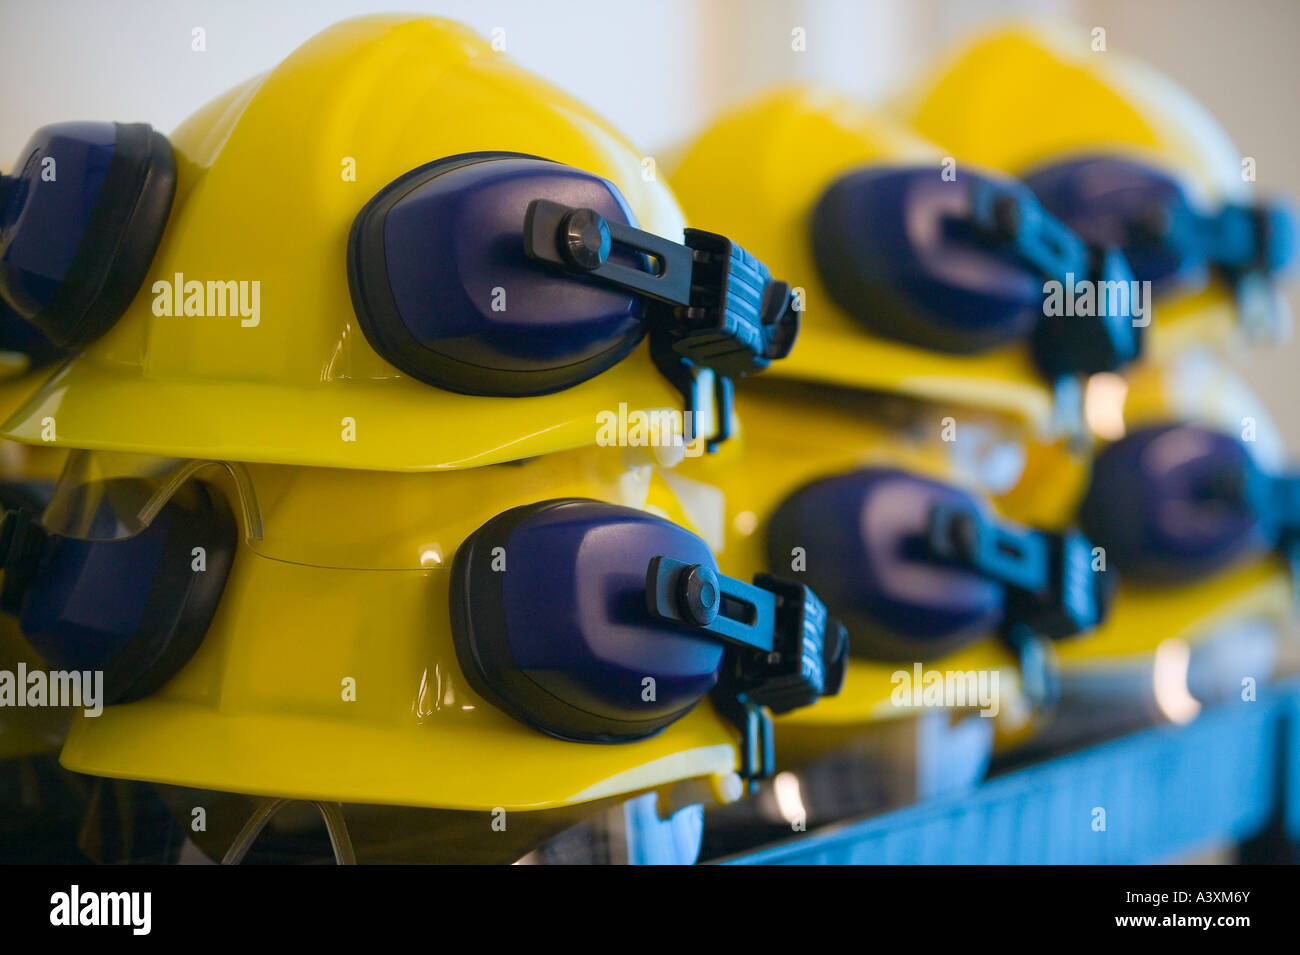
1041;395;1297;746
0;15;800;470
983;337;1296;749
668;87;1153;435
23;443;849;821
894;23;1297;351
679;384;1109;749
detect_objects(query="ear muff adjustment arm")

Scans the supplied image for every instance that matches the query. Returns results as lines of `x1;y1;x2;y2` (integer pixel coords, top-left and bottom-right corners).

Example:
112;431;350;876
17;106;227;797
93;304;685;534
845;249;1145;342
525;199;799;452
647;558;848;784
968;180;1142;379
926;502;1106;639
926;503;1108;708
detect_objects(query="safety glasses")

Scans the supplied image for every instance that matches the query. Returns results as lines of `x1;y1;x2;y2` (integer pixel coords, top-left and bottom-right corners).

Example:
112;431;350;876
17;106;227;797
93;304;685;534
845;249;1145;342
811;165;1143;381
1023;155;1298;339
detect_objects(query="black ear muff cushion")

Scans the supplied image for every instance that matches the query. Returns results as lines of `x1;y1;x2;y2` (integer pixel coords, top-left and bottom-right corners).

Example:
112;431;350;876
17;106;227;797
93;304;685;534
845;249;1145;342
104;481;237;703
38;123;176;350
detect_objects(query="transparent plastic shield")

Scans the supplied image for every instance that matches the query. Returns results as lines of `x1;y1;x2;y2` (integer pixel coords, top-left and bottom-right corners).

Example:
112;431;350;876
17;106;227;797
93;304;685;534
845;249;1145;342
44;451;264;542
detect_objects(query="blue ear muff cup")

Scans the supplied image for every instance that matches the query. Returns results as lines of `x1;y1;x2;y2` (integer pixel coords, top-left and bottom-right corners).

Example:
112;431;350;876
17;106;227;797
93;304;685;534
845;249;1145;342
449;498;726;743
22;123;176;351
1078;424;1269;583
348;152;649;397
811;168;1045;355
17;480;237;705
1021;155;1203;296
766;468;1005;661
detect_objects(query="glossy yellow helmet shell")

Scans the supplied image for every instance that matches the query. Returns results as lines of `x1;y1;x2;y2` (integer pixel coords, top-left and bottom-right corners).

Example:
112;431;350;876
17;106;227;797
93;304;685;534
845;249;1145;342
681;386;1037;749
55;447;744;812
2;15;696;471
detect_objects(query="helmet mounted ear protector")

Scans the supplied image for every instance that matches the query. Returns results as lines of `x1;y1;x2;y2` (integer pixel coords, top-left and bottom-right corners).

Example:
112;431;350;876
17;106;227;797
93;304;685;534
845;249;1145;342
0;122;176;354
767;468;1113;708
1022;155;1298;340
811;165;1143;384
1080;422;1300;584
0;479;237;706
347;152;799;452
450;499;848;786
1;131;798;455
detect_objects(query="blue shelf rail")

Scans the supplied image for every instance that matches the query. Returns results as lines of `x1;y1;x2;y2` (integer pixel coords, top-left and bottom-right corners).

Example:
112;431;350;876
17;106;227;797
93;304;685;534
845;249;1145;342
724;682;1300;864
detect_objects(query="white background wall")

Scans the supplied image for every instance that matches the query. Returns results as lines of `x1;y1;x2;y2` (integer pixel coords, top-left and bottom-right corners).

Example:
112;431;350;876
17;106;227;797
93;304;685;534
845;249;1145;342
2;0;1298;441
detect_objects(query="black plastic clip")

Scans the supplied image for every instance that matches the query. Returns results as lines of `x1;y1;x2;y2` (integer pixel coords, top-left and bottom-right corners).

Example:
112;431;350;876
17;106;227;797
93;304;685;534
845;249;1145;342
926;503;1107;709
646;558;848;786
968;180;1143;378
524;200;799;451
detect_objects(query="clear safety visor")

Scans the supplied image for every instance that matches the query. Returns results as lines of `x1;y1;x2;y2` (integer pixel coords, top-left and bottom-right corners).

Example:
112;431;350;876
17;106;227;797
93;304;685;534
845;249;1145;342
44;450;264;544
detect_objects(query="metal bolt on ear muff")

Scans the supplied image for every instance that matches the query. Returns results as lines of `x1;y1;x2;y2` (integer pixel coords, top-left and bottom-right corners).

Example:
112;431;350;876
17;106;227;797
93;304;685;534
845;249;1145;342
558;207;612;271
990;193;1023;241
